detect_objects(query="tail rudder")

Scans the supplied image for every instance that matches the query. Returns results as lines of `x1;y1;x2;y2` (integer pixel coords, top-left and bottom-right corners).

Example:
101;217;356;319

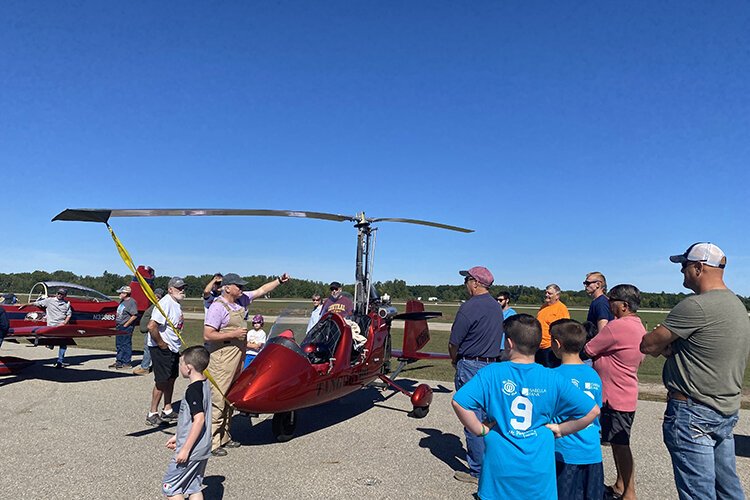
130;265;155;312
403;300;430;355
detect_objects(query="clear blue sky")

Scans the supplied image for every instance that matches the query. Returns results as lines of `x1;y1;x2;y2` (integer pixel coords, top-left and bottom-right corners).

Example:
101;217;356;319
2;2;749;295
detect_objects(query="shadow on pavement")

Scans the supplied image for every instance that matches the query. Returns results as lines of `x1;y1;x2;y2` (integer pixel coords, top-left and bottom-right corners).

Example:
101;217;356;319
0;353;137;387
204;475;226;499
416;427;466;473
230;379;443;445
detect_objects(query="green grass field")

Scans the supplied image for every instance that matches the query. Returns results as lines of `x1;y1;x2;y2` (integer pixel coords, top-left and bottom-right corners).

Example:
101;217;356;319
73;298;681;385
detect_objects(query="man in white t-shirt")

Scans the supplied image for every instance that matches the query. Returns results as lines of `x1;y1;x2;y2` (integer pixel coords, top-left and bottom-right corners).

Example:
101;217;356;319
145;277;185;426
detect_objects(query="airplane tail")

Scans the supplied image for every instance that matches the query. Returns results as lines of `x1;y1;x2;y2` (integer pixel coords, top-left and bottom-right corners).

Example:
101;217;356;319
402;300;430;356
130;265;155;312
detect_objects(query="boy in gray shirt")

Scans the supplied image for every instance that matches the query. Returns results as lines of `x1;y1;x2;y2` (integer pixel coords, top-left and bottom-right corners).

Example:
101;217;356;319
162;346;212;500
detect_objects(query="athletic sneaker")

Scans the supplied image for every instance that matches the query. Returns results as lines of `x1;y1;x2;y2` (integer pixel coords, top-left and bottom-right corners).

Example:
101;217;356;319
145;413;163;426
54;362;63;369
453;471;478;484
132;367;149;375
160;410;178;422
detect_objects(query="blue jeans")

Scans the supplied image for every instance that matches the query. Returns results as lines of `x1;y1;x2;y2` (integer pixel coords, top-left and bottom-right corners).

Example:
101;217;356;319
57;345;67;363
243;353;257;370
139;334;152;369
455;358;492;477
115;325;134;365
663;398;744;500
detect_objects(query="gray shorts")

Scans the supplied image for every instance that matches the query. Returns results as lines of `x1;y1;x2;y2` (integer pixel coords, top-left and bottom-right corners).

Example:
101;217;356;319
162;458;207;497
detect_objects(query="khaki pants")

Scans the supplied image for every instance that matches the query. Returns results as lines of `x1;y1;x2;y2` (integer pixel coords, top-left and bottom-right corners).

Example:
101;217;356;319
207;343;243;450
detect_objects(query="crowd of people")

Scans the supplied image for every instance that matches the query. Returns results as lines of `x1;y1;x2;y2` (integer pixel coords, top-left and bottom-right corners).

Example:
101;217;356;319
2;241;747;499
450;242;750;500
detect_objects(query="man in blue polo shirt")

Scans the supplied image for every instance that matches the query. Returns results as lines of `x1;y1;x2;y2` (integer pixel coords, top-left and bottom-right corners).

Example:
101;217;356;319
449;265;504;484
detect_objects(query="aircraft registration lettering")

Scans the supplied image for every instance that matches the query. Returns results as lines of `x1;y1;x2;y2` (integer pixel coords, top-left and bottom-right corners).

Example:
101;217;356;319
316;377;346;396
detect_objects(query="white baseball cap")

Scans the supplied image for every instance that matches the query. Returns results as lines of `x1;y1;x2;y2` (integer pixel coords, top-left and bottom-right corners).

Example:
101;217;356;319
669;242;726;269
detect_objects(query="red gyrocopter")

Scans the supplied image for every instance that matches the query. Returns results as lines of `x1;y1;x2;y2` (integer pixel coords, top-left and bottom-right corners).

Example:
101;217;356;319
52;208;472;440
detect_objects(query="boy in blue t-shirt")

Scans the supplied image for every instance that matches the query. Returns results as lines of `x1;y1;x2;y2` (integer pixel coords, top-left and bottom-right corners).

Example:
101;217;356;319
452;314;600;500
550;319;604;500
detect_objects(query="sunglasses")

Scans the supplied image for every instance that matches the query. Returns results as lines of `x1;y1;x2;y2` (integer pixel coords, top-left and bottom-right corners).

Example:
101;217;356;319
464;276;475;284
583;280;601;286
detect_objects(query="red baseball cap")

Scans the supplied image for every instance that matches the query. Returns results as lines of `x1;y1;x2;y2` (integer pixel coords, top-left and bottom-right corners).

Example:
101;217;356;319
459;266;494;287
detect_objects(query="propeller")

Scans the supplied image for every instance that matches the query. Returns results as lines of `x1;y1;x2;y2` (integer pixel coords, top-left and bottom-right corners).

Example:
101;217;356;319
52;209;474;233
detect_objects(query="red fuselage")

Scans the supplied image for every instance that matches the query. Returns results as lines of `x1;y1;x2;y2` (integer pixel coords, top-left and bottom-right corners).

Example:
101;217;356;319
227;312;390;414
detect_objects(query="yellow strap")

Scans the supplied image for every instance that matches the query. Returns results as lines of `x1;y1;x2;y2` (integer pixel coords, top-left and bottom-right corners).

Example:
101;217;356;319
105;223;232;404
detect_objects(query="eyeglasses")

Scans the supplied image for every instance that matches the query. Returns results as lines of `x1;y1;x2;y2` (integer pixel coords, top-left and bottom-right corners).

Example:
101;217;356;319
681;261;700;271
583;280;601;286
496;298;508;302
312;299;320;302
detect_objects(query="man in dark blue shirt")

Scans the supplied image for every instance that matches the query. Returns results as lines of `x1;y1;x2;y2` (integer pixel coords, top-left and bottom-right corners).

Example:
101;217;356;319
449;266;504;484
584;271;614;334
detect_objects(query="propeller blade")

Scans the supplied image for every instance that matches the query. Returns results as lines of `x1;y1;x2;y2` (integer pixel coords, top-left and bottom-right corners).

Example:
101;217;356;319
53;208;356;224
369;217;474;233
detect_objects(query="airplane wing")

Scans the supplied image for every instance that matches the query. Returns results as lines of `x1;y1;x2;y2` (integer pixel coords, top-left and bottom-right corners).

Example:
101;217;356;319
8;324;127;338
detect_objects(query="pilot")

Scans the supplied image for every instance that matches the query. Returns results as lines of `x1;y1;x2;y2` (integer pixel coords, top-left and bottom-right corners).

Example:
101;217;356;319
321;282;353;318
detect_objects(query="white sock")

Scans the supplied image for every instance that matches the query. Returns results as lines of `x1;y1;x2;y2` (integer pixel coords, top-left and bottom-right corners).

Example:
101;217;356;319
162;409;173;415
148;412;158;417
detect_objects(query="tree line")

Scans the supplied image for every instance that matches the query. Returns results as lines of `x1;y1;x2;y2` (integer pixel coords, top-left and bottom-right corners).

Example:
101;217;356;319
1;270;749;311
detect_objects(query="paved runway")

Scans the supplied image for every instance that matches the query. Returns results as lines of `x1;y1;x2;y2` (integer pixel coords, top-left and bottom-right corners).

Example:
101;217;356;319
1;342;749;499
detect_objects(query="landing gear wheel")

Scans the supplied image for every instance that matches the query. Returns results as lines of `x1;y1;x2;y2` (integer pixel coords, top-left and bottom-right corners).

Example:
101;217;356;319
272;411;297;442
407;405;430;419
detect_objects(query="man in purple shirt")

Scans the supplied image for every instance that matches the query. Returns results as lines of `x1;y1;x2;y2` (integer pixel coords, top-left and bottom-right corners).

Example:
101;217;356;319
203;272;290;456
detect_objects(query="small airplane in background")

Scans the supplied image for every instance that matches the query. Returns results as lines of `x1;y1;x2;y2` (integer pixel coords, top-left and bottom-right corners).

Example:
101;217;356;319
52;208;472;440
0;266;155;375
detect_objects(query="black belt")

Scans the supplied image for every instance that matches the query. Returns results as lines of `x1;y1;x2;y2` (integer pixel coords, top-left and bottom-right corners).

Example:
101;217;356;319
668;390;691;402
457;355;499;363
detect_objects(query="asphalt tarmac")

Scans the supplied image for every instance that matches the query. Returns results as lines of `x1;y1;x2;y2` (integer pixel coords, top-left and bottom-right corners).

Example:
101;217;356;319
1;342;749;499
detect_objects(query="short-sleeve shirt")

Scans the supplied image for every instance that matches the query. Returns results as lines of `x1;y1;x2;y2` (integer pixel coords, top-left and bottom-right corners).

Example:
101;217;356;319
662;289;750;415
450;293;504;358
35;297;72;326
587;295;614;325
584;315;646;411
148;295;184;353
204;292;255;331
553;364;603;465
175;379;212;461
537;301;570;349
453;362;596;499
116;297;138;327
246;328;267;356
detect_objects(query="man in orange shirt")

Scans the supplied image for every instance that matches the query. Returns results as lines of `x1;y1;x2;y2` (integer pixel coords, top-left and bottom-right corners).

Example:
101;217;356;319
536;284;570;367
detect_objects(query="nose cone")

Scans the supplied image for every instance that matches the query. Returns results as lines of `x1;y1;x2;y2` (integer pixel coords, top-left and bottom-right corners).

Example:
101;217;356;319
227;342;316;413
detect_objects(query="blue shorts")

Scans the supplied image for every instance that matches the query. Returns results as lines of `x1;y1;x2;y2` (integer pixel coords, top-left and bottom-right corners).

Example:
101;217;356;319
555;461;603;500
162;458;207;497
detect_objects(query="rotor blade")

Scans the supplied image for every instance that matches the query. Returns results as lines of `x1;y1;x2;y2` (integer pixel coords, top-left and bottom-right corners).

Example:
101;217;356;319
393;311;443;321
369;217;473;233
53;208;356;224
52;209;113;223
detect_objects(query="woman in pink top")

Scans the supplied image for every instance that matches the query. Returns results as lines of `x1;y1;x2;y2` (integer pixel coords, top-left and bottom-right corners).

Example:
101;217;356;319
584;284;646;500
